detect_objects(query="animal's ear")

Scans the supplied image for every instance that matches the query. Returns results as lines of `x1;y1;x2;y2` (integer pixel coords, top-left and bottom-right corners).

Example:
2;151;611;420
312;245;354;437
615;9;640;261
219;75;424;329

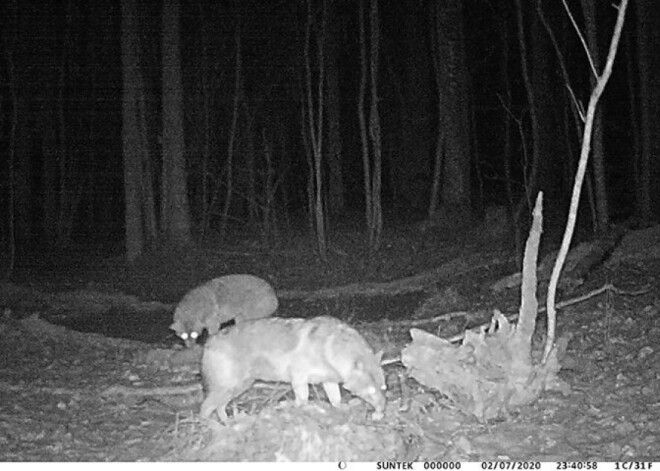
169;322;180;332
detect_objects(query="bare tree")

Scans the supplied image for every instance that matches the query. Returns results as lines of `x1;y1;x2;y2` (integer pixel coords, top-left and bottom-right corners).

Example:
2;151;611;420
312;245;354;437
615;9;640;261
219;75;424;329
635;0;659;221
120;0;150;261
356;0;382;250
545;0;628;362
220;26;242;239
259;129;285;242
498;12;521;254
513;0;539;218
303;0;328;260
198;1;212;235
161;0;191;245
4;16;18;273
397;0;432;210
536;1;599;234
579;0;609;231
429;0;471;219
357;0;371;232
367;0;382;249
625;30;641;222
244;101;258;227
56;0;74;244
324;0;345;216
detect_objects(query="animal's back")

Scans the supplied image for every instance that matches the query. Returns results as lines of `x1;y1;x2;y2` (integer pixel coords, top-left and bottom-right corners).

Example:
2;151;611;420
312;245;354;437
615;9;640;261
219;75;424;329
209;275;279;322
170;274;278;345
201;318;305;390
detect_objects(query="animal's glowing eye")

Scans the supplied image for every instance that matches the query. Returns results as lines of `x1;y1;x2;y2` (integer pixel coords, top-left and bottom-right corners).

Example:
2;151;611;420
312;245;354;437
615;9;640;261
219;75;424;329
190;331;199;339
180;333;189;340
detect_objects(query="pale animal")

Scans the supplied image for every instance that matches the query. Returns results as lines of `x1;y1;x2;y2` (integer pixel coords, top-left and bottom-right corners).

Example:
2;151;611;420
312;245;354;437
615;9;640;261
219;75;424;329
199;316;386;421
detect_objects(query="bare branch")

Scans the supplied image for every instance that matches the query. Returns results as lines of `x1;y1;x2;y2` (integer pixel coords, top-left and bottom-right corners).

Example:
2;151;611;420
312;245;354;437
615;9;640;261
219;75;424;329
561;0;598;79
537;0;583;122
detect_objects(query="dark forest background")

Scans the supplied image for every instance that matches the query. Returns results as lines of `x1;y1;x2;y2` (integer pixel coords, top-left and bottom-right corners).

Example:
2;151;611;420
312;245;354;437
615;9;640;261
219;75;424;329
0;0;657;266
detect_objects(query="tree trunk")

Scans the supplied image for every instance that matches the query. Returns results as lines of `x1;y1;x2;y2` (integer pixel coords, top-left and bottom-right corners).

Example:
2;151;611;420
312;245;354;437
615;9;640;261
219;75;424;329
311;0;328;259
498;13;520;255
536;1;598;235
635;0;660;221
398;0;432;211
244;103;258;226
161;0;191;246
626;31;641;221
56;0;73;244
221;27;242;239
428;0;443;219
5;41;19;272
513;0;538;217
12;95;32;245
531;3;565;237
434;0;471;213
301;0;328;259
368;0;382;250
137;85;158;243
358;0;371;230
121;0;145;262
199;3;211;232
580;0;609;231
40;109;58;243
325;0;345;216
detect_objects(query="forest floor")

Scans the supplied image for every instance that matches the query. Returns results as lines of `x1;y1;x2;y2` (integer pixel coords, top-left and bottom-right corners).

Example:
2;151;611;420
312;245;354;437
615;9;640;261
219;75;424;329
1;218;660;461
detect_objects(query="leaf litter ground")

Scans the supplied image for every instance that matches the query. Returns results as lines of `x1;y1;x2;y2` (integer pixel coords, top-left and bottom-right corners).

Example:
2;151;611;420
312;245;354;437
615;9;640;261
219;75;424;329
1;226;660;460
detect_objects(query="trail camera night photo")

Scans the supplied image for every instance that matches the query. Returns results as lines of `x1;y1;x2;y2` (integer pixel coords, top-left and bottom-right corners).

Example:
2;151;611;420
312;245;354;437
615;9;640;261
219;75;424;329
1;0;659;462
